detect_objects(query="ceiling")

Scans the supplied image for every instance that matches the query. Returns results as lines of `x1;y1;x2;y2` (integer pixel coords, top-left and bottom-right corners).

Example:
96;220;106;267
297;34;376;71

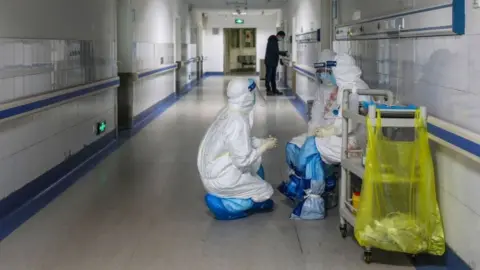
198;8;280;16
187;0;288;10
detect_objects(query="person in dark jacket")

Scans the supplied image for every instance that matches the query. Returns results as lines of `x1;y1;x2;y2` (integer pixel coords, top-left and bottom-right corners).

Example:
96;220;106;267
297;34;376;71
264;31;287;95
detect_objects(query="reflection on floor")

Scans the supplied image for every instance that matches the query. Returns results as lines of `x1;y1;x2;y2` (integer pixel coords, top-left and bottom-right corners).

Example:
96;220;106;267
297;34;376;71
0;76;414;270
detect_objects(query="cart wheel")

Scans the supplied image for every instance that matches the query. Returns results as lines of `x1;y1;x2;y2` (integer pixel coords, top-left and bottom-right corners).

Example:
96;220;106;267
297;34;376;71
363;251;372;264
339;225;347;238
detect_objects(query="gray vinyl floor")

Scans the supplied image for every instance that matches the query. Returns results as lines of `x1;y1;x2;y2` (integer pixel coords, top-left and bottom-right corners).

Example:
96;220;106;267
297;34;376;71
0;76;413;270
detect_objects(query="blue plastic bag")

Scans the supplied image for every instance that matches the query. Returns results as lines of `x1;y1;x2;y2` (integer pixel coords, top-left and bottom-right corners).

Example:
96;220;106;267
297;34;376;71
283;137;339;220
277;174;310;201
286;142;301;175
291;189;326;220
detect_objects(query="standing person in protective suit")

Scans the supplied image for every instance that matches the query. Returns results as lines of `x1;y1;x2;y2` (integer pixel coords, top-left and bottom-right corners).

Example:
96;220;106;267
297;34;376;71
197;78;278;220
265;31;287;96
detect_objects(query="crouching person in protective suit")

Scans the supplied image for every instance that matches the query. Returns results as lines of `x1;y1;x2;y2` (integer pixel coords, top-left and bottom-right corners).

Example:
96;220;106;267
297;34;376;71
197;78;277;220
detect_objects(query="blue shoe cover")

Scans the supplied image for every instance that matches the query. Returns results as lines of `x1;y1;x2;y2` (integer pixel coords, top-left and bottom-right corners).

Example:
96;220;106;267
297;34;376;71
250;199;275;212
205;194;274;220
205;194;251;220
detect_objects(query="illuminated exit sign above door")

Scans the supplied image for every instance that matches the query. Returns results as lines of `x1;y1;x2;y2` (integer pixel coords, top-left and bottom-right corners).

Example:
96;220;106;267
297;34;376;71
235;18;244;24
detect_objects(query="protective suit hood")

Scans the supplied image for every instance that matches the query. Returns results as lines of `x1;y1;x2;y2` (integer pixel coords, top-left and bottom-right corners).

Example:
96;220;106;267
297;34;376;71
319;49;336;63
227;78;255;113
332;54;368;91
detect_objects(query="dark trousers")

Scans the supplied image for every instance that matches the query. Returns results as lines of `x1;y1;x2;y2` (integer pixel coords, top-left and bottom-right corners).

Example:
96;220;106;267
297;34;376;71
265;65;277;92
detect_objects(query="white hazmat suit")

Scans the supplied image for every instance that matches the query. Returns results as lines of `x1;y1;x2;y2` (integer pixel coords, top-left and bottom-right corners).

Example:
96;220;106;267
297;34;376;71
308;49;337;136
289;53;370;164
197;78;275;202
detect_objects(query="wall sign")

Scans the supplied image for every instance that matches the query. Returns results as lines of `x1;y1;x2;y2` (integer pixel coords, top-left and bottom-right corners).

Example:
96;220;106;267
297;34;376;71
96;120;107;135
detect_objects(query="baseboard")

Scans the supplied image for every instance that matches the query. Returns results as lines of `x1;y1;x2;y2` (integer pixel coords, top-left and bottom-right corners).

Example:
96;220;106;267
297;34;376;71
129;80;199;136
0;76;202;241
414;245;471;270
0;130;117;240
203;72;224;77
286;88;308;122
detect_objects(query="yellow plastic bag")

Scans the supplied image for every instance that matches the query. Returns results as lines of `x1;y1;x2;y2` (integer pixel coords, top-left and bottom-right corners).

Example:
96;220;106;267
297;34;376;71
354;110;445;255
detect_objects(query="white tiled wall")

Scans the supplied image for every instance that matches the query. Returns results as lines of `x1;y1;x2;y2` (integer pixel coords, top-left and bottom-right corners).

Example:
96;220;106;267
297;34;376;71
0;89;116;199
0;0;118;200
333;0;480;267
282;0;323;99
133;73;175;117
134;42;175;72
117;0;188;120
0;39;116;103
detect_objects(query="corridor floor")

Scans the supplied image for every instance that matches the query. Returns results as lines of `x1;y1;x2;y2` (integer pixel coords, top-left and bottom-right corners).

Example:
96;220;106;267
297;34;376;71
0;76;413;270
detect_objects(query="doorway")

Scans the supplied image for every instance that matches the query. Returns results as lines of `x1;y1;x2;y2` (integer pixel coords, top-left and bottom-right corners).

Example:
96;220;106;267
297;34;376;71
223;28;257;75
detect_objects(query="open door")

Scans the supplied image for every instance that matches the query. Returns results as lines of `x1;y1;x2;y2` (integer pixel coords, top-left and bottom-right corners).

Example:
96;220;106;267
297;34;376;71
224;28;256;76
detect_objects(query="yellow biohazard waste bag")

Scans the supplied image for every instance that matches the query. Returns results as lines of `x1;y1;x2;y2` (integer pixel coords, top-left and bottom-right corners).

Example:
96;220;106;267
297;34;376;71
354;110;445;255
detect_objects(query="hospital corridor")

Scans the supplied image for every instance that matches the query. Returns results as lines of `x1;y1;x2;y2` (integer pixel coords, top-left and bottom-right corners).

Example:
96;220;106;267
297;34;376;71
0;0;479;270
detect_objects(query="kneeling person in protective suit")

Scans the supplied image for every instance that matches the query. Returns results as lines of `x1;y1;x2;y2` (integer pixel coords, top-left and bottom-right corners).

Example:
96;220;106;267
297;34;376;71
280;54;370;219
197;78;278;220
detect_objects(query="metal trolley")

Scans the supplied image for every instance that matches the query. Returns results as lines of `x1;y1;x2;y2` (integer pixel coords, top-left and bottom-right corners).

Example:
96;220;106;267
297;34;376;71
338;88;427;263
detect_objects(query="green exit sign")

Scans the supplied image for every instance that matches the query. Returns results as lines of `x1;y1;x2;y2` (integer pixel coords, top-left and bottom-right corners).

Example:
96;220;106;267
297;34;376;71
96;120;107;135
235;18;244;24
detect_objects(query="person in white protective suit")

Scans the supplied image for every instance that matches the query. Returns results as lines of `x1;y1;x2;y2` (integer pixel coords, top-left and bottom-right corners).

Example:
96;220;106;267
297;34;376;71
308;49;337;136
197;78;278;220
288;53;370;166
280;54;370;219
311;53;370;163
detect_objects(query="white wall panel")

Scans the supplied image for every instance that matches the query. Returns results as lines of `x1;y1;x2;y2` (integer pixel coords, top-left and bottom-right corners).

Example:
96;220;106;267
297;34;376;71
132;73;175;117
203;29;225;72
337;0;450;25
282;0;323;100
0;0;116;40
0;0;118;201
0;89;116;199
333;0;480;267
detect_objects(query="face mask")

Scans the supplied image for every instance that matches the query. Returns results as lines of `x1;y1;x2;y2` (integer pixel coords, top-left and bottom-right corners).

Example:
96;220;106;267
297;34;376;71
320;73;337;86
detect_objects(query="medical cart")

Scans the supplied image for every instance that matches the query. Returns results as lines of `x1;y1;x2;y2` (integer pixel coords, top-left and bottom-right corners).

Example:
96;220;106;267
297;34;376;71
338;88;427;263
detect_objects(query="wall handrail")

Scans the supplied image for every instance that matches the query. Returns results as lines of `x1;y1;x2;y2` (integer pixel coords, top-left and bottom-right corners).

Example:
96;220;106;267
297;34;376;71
0;77;119;122
136;63;178;80
293;64;317;81
336;3;452;28
428;116;480;164
184;57;198;64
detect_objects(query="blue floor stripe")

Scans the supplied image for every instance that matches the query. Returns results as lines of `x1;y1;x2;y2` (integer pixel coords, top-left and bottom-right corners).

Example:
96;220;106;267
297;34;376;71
283;87;308;122
0;78;202;241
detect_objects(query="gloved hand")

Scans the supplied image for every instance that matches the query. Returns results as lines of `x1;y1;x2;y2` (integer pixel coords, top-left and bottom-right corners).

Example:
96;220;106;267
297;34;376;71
307;126;318;136
258;136;278;154
315;125;337;138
